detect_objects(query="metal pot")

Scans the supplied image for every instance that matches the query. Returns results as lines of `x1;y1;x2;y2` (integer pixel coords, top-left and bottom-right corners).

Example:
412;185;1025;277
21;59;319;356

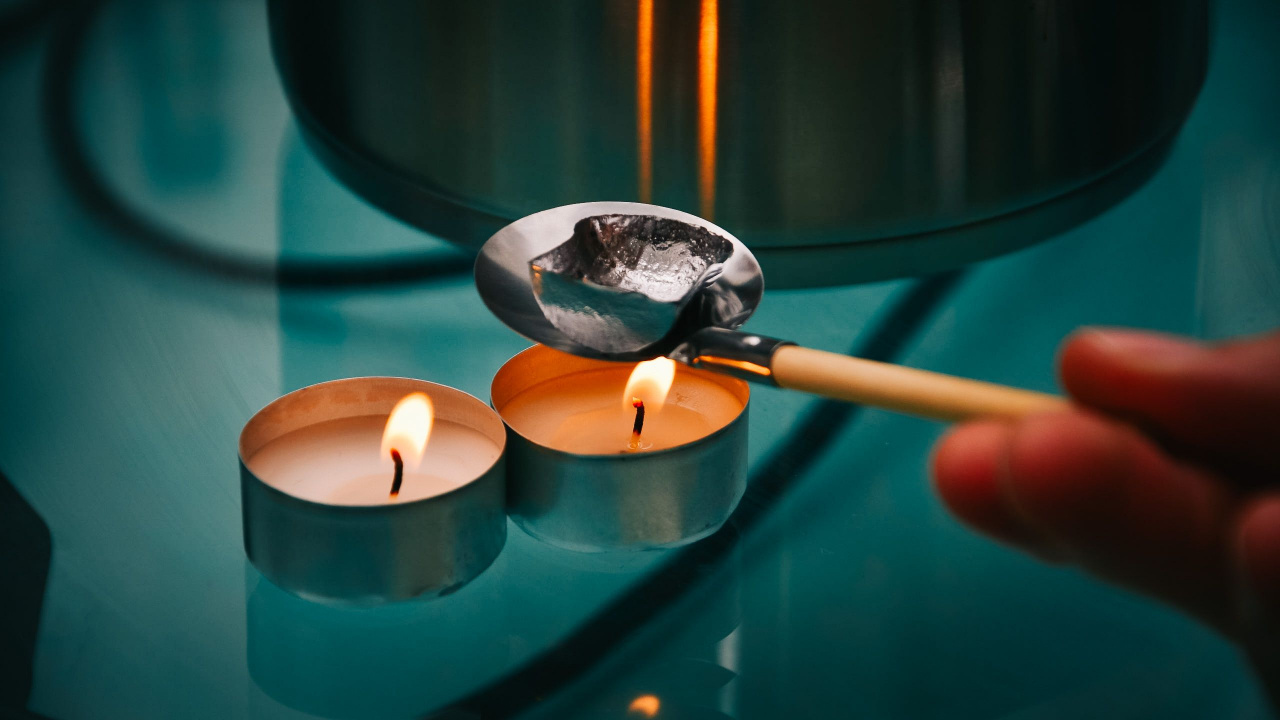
269;0;1206;286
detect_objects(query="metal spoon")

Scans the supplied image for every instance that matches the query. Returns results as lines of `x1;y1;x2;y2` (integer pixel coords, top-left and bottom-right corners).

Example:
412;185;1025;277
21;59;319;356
476;202;1065;421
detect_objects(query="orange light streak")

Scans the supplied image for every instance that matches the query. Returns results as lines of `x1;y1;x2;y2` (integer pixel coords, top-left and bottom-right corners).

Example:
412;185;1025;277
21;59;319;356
693;356;772;378
697;0;718;219
636;0;654;203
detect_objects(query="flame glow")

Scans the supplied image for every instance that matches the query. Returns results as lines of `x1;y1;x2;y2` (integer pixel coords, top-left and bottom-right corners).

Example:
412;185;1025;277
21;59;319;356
628;694;661;718
381;393;434;468
698;0;718;219
623;358;676;413
636;0;654;203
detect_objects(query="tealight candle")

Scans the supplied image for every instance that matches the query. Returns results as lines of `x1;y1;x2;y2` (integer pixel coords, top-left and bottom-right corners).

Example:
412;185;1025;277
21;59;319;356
493;345;750;552
247;409;495;505
500;356;741;454
239;377;507;603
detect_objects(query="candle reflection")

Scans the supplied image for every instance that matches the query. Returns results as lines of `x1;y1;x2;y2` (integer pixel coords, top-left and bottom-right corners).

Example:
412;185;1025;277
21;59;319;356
245;565;510;718
636;0;654;203
628;693;661;717
697;0;719;219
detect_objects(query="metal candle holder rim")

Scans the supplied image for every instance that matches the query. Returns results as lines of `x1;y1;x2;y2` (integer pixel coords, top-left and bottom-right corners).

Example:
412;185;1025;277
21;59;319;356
489;345;751;459
239;376;508;509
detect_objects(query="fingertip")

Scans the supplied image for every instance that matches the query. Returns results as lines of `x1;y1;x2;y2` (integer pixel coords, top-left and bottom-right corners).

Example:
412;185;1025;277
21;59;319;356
932;420;1011;520
1067;327;1206;364
1059;327;1110;365
932;420;1046;550
1062;328;1280;477
1059;327;1205;404
1058;329;1120;407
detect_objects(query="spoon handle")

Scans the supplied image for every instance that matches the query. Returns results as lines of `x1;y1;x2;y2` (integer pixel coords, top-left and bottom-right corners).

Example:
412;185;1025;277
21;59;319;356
769;345;1067;422
672;328;1067;422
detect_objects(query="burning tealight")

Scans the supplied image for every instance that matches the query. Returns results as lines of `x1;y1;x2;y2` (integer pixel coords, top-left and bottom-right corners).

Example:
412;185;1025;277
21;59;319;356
239;378;507;603
492;345;749;552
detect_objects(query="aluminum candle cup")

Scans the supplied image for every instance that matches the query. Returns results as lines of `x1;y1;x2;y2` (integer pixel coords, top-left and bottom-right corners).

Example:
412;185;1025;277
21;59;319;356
492;345;749;552
239;378;507;604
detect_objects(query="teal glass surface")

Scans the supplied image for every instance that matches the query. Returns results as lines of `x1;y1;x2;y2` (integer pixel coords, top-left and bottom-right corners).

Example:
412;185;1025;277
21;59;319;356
0;0;1277;718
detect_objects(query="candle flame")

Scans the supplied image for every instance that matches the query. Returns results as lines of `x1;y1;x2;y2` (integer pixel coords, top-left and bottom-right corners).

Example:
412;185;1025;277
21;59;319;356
623;357;676;412
628;694;661;717
381;393;434;468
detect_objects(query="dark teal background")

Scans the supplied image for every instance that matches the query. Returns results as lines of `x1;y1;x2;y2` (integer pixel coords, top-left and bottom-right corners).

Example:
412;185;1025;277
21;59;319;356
1;0;1277;717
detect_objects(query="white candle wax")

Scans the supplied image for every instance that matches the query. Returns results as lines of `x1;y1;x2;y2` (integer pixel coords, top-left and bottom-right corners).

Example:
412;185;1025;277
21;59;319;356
499;367;743;454
247;415;502;506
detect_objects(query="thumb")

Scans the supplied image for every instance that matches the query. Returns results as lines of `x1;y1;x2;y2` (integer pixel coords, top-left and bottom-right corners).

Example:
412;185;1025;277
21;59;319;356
1059;329;1280;478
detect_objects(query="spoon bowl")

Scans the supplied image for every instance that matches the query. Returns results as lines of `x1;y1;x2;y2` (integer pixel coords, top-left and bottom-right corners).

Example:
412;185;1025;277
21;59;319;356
475;202;763;362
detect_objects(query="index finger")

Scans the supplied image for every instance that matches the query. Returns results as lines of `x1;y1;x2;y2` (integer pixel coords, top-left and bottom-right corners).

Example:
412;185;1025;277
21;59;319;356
1059;329;1280;478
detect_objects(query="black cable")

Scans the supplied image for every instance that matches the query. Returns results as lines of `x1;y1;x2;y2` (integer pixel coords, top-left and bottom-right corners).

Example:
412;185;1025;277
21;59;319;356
440;270;965;719
41;0;474;290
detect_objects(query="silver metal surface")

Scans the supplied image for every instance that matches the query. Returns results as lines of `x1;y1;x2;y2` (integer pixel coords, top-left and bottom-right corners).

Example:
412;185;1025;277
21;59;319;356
476;202;762;362
239;378;507;604
491;345;750;552
669;327;794;386
529;214;736;354
271;0;1206;285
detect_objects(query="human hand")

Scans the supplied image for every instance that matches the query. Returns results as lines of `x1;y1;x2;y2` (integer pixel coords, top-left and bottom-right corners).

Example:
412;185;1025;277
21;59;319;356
931;329;1280;701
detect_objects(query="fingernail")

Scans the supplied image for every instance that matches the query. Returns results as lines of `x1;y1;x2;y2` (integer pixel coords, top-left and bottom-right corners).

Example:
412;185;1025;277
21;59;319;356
1080;328;1207;366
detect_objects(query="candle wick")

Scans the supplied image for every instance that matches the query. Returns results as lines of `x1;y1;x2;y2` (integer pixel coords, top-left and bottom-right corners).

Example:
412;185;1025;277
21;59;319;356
390;448;404;499
629;398;645;450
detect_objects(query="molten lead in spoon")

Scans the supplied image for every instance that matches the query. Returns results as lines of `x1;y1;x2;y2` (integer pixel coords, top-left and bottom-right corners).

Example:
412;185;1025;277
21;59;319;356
475;202;762;362
529;214;733;354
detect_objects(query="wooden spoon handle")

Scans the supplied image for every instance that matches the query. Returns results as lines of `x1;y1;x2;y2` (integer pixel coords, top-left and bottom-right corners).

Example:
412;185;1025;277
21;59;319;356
770;345;1069;422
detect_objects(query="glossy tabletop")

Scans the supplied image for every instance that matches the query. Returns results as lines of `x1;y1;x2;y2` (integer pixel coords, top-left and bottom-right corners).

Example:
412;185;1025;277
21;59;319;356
1;1;1278;718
